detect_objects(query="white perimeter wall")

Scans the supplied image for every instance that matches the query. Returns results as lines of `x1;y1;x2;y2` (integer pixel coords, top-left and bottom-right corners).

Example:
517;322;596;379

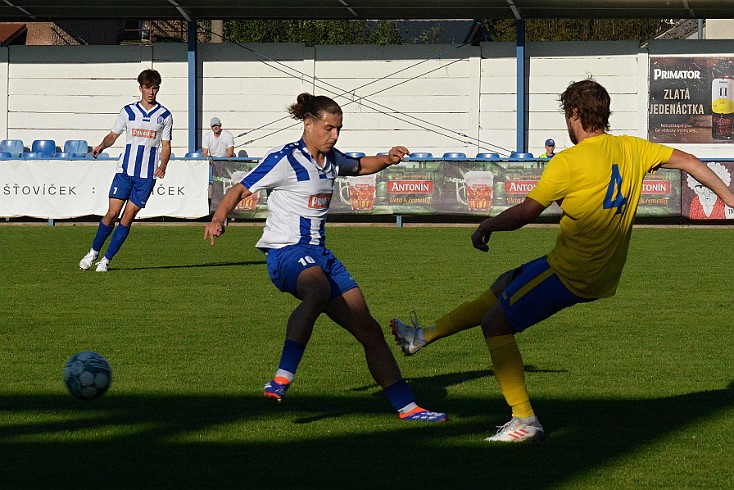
0;40;732;159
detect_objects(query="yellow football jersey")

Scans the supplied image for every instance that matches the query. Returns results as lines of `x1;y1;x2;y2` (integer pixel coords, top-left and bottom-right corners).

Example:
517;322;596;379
527;134;674;298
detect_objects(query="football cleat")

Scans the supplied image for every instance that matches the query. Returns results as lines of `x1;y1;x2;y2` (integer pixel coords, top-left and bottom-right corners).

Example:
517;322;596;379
79;250;98;270
399;406;448;422
95;258;109;272
485;416;544;442
390;317;427;356
263;376;291;401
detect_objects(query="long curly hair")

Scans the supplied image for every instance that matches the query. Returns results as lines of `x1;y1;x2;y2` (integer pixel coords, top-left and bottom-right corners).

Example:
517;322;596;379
288;93;342;121
559;78;611;132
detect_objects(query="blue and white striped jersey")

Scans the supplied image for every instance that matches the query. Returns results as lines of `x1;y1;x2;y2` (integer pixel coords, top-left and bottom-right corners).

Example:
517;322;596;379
111;102;173;179
241;139;360;250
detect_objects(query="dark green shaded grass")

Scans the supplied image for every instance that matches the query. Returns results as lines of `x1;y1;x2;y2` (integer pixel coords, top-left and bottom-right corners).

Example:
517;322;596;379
0;224;732;488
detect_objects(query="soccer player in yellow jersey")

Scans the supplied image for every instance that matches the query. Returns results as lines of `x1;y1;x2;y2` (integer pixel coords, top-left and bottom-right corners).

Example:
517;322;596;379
391;78;734;442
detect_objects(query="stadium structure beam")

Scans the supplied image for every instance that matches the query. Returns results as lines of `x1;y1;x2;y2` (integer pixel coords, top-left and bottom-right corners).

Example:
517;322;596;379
187;20;199;154
1;1;733;21
168;0;192;22
1;0;36;20
516;19;527;153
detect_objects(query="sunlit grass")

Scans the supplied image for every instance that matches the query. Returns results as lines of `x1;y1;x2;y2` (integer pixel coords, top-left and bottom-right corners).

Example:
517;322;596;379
0;224;732;488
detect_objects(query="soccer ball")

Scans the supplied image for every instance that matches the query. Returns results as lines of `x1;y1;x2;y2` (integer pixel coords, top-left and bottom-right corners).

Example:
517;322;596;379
63;351;112;400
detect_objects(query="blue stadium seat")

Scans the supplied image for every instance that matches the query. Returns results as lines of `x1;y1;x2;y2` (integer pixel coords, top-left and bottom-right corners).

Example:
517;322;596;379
509;151;534;159
0;151;13;159
475;152;500;160
442;152;467;159
63;139;89;157
409;152;433;159
55;152;72;159
31;139;57;157
0;139;25;157
185;151;203;158
24;152;44;159
345;152;365;158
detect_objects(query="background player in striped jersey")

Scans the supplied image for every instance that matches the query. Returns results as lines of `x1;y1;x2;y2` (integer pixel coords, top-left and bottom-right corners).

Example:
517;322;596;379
79;69;173;272
204;93;446;422
391;78;734;441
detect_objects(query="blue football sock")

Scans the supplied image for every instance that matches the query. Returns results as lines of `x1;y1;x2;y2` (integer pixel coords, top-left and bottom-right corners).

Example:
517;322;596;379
383;379;416;412
277;340;306;374
104;223;130;261
92;221;114;252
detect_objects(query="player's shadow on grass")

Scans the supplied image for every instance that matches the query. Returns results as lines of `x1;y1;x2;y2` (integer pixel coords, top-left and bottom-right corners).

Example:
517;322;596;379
348;364;566;403
124;259;267;271
1;381;732;489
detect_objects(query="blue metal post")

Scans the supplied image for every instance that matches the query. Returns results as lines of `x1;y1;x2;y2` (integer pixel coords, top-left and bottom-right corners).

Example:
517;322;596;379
187;21;199;153
516;19;527;153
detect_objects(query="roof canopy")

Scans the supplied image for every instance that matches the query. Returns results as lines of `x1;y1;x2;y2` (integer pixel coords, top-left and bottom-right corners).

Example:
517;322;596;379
2;0;732;22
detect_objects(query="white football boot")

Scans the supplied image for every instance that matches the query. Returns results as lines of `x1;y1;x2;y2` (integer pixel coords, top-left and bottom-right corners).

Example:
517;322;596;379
389;317;428;356
95;257;110;272
485;416;544;443
79;250;98;270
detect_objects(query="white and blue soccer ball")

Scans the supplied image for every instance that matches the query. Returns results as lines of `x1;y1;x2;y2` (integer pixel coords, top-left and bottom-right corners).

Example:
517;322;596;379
63;351;112;400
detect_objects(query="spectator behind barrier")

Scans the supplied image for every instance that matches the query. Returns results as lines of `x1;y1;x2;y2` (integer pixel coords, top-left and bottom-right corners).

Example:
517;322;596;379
202;117;235;158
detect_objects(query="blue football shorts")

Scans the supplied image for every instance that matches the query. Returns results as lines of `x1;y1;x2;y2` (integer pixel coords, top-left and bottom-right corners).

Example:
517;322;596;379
499;256;594;333
266;244;359;299
109;173;156;208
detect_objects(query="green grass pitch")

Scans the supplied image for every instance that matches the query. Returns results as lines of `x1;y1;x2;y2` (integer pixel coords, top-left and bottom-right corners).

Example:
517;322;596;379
0;224;732;488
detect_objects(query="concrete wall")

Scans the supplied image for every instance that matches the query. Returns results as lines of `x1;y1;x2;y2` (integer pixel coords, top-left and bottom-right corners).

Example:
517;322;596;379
705;20;734;40
0;40;732;159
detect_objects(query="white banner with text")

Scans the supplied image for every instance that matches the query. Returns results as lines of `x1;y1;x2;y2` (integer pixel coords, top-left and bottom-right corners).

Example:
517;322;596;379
0;160;209;219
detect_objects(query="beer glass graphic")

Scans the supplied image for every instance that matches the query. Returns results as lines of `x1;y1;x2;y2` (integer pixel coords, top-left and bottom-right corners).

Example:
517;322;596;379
236;191;260;211
339;174;377;211
457;170;494;211
225;170;260;211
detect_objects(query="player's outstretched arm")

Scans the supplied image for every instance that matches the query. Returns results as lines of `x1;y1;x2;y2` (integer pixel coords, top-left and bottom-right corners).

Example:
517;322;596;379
471;197;546;252
204;183;252;246
357;146;409;175
662;149;734;208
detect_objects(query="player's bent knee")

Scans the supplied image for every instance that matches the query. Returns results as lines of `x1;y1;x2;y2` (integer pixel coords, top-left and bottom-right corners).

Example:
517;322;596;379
301;290;331;312
481;303;515;337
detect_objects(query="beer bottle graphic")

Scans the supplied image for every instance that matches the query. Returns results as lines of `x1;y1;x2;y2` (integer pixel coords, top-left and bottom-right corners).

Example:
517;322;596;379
712;59;734;140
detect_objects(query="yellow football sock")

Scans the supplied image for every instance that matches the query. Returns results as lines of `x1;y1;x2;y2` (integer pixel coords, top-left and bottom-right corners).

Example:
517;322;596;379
486;334;534;419
424;289;498;342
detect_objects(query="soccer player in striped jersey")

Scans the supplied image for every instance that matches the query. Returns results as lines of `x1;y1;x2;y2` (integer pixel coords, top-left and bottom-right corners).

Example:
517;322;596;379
79;69;173;272
391;78;734;441
204;93;446;422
